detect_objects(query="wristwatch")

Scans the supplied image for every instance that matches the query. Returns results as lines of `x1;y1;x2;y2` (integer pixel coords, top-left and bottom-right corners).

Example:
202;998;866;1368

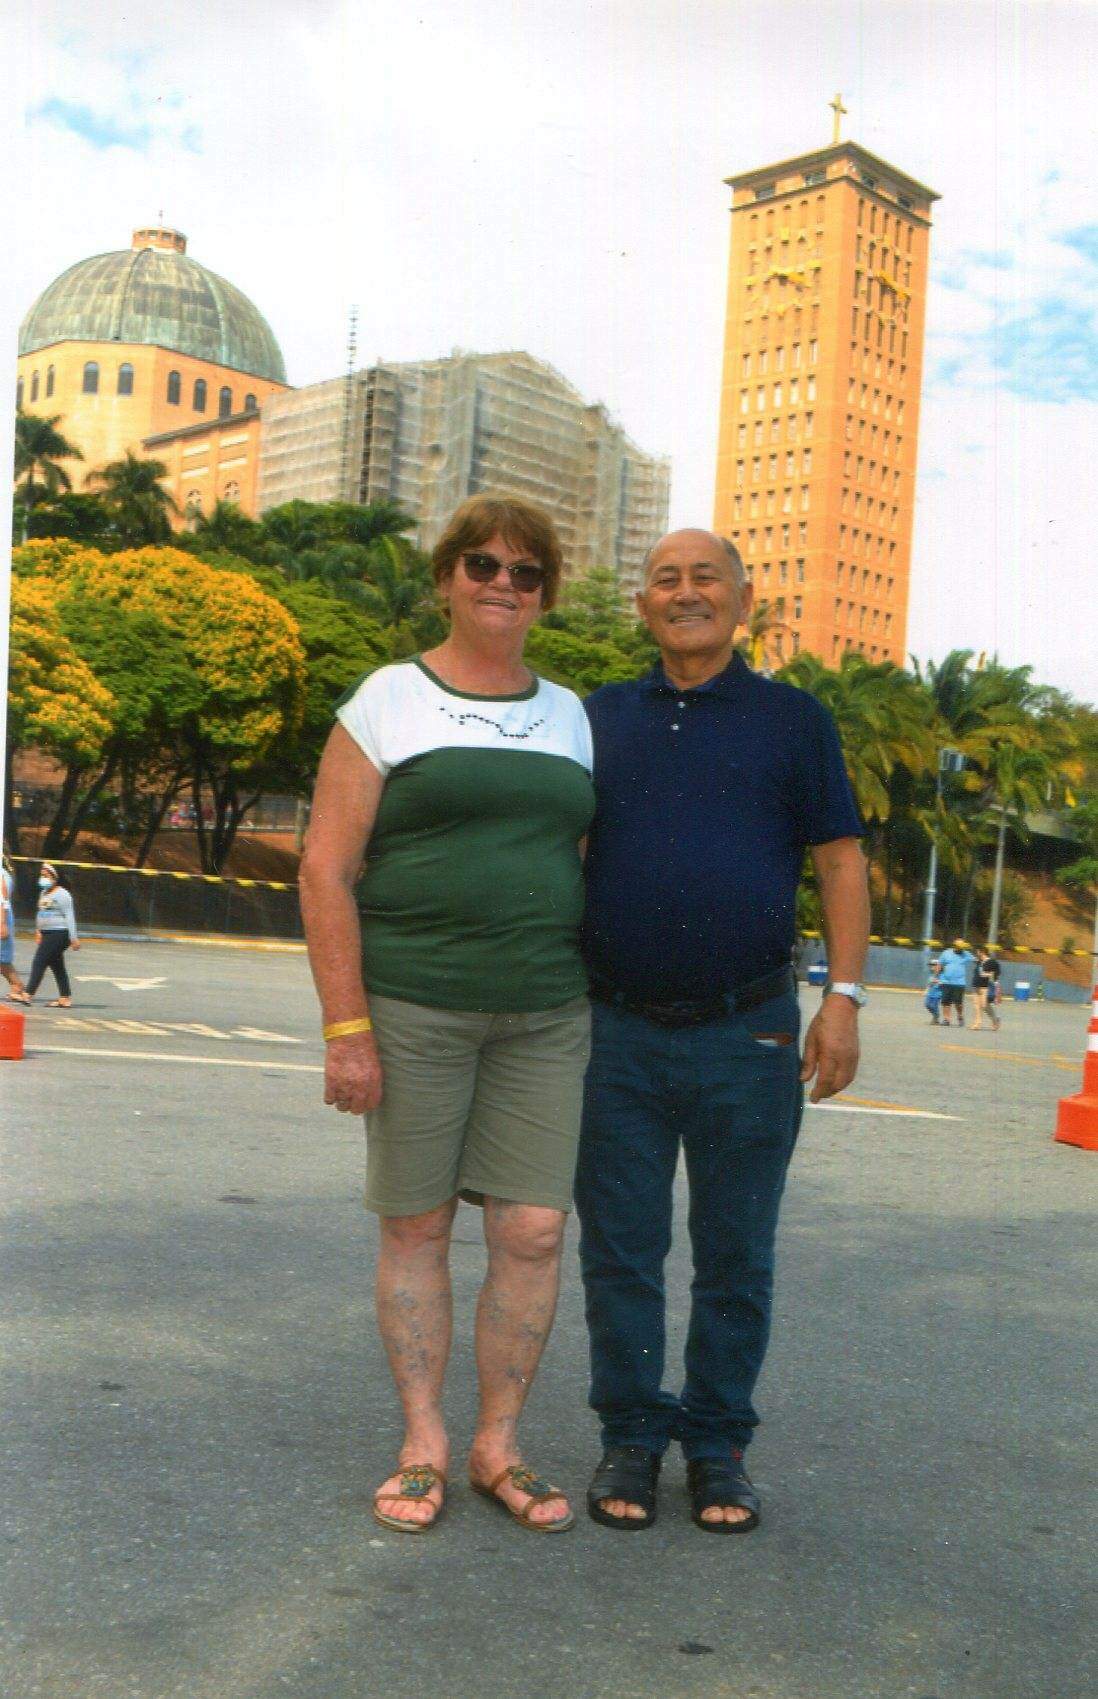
824;980;868;1007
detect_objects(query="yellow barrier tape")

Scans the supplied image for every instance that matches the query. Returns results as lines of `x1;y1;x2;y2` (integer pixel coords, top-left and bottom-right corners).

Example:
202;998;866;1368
799;929;1095;957
11;854;296;893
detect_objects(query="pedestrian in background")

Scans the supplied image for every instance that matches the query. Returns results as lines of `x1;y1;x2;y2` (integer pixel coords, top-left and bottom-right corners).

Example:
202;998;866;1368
971;945;1002;1031
935;939;973;1029
20;863;81;1007
923;957;943;1025
1;854;28;1001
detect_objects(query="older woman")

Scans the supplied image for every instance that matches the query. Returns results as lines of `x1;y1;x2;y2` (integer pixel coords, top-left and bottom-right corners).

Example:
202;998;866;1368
300;495;594;1535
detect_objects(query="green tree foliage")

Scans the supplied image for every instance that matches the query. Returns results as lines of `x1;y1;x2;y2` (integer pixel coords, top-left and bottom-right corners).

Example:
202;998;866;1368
5;575;116;851
24;490;115;545
270;580;392;784
11;541;305;871
187;498;268;558
87;451;181;546
13;410;84;521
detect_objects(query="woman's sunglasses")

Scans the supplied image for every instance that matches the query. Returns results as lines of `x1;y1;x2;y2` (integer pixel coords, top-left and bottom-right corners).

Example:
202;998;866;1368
461;551;546;593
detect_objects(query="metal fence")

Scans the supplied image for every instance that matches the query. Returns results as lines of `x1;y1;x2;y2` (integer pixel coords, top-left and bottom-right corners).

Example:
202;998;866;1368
9;858;303;941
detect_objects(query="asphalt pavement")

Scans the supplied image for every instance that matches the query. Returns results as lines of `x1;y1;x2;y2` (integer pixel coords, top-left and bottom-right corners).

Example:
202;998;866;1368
1;937;1095;1699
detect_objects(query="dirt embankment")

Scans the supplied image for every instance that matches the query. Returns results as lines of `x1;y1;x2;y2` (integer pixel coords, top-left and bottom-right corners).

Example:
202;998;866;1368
16;829;302;884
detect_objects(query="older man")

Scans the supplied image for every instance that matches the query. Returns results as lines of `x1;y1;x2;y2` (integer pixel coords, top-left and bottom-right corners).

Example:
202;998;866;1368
576;529;869;1533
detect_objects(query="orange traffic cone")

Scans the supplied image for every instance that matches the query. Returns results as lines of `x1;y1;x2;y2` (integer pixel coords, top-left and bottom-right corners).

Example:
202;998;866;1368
1055;982;1098;1151
0;1004;26;1061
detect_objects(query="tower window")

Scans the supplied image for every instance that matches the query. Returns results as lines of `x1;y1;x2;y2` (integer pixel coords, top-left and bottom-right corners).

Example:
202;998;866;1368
118;363;134;396
46;365;55;397
193;379;207;412
15;378;23;408
83;361;99;394
30;371;39;402
754;183;776;201
219;387;233;418
185;490;203;519
223;479;240;502
167;370;181;405
244;393;258;413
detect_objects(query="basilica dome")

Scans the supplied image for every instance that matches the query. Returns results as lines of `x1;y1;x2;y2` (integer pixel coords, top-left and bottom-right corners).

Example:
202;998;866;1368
18;227;286;384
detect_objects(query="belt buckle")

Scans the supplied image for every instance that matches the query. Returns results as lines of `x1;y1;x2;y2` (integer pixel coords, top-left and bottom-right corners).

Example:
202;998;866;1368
642;999;717;1029
640;1000;694;1028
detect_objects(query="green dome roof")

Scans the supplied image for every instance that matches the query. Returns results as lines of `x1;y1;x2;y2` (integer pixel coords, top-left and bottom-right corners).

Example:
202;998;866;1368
18;229;286;384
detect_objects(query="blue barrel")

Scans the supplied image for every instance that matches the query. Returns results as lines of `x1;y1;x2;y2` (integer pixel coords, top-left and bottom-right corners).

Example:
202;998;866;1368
1014;980;1031;1002
806;964;828;987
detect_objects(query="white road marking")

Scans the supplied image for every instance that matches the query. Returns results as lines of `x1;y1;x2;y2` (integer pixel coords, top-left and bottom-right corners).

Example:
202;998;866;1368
40;1016;301;1044
29;1043;960;1115
806;1102;960;1122
74;976;169;991
32;1045;322;1073
231;1026;305;1045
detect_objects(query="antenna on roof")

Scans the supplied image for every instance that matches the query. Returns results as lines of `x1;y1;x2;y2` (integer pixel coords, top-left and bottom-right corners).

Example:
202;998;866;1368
341;304;358;503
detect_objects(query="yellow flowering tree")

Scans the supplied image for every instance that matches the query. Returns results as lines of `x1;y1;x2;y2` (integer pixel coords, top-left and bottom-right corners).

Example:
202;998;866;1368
12;542;306;870
6;576;117;851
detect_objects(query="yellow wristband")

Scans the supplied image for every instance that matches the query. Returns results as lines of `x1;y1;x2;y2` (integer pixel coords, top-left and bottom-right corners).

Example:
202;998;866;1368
322;1017;373;1041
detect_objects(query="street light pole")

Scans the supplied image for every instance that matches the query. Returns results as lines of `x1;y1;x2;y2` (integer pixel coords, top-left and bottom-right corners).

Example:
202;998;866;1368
923;748;965;972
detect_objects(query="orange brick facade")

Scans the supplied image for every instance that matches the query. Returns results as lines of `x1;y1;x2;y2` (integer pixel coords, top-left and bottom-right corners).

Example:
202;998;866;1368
15;340;284;522
714;141;938;666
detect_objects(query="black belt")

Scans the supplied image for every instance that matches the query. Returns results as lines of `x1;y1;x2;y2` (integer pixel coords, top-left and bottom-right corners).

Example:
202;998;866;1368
588;964;796;1029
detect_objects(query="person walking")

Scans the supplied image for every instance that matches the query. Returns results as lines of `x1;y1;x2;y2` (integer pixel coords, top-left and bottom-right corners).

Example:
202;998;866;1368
935;939;973;1029
971;945;1002;1031
300;494;594;1537
924;958;943;1025
576;528;868;1534
18;863;81;1007
1;854;28;1001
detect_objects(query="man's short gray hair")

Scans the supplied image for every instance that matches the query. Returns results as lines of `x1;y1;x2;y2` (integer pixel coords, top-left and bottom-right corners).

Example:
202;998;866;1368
640;532;747;587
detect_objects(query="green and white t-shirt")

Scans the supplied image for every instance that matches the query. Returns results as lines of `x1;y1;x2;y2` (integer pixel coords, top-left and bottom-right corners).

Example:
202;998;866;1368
336;657;595;1013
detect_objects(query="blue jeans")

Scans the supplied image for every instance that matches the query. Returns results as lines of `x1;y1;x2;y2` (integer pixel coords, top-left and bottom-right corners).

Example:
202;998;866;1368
574;989;803;1460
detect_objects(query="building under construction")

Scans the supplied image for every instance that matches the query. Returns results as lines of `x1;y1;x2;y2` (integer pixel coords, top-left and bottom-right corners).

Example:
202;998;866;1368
256;350;670;588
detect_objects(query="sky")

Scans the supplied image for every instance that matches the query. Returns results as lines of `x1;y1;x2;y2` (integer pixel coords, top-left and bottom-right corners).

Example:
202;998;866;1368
5;0;1097;702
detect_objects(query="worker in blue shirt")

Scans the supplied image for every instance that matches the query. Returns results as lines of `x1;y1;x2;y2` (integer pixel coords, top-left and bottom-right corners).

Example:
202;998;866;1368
577;529;869;1535
936;940;974;1029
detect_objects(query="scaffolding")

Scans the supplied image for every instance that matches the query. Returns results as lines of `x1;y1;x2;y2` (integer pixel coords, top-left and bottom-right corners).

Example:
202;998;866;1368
255;349;669;584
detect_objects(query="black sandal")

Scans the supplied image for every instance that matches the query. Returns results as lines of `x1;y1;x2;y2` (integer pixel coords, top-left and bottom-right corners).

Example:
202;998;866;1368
586;1445;661;1530
686;1454;760;1534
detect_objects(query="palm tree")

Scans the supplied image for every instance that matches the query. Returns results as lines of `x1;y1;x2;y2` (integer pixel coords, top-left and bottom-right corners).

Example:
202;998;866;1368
779;651;937;824
330;499;416;550
360;533;436;626
14;410;84;519
778;652;938;936
87;451;180;546
191;498;266;557
982;740;1061;945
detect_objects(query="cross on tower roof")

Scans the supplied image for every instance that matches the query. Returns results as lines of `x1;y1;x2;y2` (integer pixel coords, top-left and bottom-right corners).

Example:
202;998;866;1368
829;92;848;144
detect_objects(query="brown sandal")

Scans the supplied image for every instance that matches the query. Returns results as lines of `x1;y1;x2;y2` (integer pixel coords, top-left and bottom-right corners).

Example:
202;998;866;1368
372;1464;446;1534
470;1464;574;1533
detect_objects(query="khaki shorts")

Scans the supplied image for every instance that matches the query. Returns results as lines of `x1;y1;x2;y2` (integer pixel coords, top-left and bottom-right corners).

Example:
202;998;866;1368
364;994;592;1217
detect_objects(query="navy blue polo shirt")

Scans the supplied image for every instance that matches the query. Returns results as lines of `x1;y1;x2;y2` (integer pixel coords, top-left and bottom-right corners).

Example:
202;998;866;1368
581;653;863;1001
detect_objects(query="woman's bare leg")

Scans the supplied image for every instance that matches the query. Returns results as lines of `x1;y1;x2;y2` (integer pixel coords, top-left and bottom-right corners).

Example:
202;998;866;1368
373;1197;457;1526
468;1198;570;1526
